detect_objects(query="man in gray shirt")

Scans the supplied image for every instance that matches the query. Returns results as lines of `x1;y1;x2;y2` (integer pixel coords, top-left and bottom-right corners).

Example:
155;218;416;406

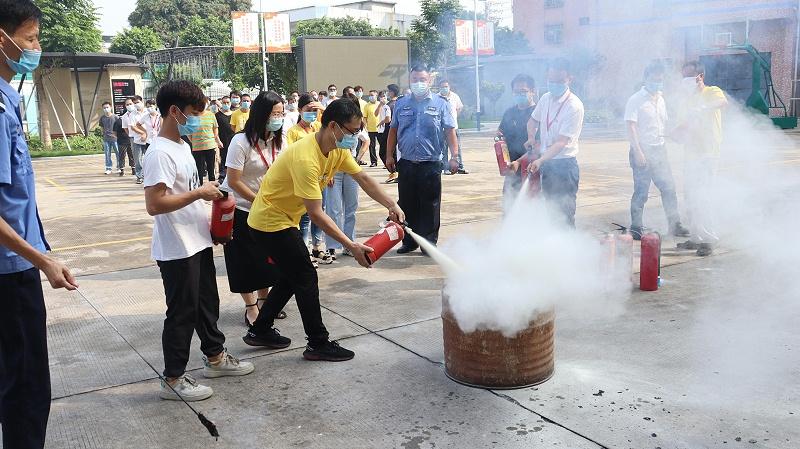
99;101;118;175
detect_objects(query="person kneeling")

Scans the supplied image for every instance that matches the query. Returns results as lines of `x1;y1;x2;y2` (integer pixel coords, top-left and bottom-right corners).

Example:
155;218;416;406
244;98;405;361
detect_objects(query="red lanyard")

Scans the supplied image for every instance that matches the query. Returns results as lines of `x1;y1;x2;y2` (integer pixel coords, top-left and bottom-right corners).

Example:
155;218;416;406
150;115;161;130
254;140;277;168
546;93;571;131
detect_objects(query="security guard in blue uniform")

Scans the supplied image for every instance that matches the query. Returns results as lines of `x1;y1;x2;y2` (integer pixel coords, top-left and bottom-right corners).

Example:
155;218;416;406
0;2;77;448
386;64;459;253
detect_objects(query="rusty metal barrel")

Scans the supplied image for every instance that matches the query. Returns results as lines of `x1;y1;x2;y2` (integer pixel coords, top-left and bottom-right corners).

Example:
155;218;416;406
442;293;555;389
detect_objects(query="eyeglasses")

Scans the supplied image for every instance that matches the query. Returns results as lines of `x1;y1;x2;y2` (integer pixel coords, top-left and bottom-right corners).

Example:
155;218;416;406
337;122;362;135
270;112;286;119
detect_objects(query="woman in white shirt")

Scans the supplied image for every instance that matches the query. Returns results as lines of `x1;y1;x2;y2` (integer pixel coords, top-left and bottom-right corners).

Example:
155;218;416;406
220;91;288;326
376;91;395;183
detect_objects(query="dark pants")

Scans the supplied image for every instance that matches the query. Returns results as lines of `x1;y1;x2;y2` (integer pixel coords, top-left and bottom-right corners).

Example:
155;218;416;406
541;157;580;227
378;129;389;167
218;146;228;180
629;144;680;230
0;268;50;449
397;159;441;246
368;132;379;164
249;227;329;347
157;248;226;378
117;142;134;169
193;149;216;185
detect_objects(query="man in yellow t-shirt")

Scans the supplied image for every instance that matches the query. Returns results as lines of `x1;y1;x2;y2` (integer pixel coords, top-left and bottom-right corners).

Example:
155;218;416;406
675;60;728;257
229;93;251;132
364;89;381;167
244;98;405;361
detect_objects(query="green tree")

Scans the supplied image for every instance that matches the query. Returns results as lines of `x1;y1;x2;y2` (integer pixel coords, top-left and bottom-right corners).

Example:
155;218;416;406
35;0;102;52
128;0;250;46
407;0;463;69
480;80;505;118
109;27;163;58
494;26;531;55
177;16;233;47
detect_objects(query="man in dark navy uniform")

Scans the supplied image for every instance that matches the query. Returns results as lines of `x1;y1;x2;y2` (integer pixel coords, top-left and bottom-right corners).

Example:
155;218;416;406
0;2;78;448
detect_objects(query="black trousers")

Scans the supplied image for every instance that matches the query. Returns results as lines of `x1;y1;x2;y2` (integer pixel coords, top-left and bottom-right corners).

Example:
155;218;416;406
249;226;329;347
157;248;226;378
397;159;441;246
377;129;389;167
192;149;216;184
118;142;135;169
218;146;228;180
541;157;580;227
0;268;50;449
367;132;379;164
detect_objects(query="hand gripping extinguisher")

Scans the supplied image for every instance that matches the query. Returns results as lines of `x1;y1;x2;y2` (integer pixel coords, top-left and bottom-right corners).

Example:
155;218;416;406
363;220;406;265
518;154;542;197
210;191;236;244
639;231;661;291
494;134;512;176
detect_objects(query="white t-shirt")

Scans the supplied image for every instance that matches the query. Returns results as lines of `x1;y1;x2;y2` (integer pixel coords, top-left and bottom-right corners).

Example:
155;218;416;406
531;90;585;159
624;87;667;147
137;112;163;145
442;91;463;130
377;104;392;133
284;111;299;129
127;110;147;145
143;136;212;261
220;133;285;211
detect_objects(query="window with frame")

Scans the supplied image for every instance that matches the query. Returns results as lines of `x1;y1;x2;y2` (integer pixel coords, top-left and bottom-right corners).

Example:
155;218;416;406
544;24;563;44
544;0;565;8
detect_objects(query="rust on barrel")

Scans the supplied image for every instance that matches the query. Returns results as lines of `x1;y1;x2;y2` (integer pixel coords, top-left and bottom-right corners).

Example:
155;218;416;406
442;293;555;389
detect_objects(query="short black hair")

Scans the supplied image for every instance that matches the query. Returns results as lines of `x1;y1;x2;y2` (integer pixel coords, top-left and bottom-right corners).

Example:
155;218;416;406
298;93;314;110
328;84;337;90
127;95;141;102
410;64;429;74
145;98;156;106
643;61;666;79
369;89;378;95
102;101;111;107
220;95;230;101
387;84;400;96
243;90;283;151
354;85;363;91
548;58;571;74
321;98;362;127
438;79;450;87
156;80;207;118
0;0;42;34
683;60;705;75
241;93;251;100
344;86;354;92
229;90;241;97
511;74;536;90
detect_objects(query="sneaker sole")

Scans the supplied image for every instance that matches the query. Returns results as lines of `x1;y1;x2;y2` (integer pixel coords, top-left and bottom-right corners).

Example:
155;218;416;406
242;336;291;349
302;352;355;362
203;364;255;378
159;390;213;402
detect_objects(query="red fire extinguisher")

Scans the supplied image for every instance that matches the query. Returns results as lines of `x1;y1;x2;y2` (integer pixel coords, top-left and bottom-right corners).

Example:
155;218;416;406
211;191;236;244
639;231;661;291
611;223;634;281
364;221;405;264
518;154;542;196
494;135;512;176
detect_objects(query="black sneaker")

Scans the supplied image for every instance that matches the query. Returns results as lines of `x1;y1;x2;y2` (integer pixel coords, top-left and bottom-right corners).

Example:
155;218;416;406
303;341;354;362
629;226;644;241
456;168;469;174
696;243;714;257
677;240;700;250
397;245;418;254
671;222;690;237
242;328;291;349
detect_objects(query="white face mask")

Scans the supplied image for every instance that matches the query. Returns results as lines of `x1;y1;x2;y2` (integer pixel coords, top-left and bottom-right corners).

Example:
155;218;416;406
103;106;112;113
135;102;144;111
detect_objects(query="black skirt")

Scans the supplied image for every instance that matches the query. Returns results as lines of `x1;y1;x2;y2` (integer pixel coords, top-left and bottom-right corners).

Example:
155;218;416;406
223;208;277;293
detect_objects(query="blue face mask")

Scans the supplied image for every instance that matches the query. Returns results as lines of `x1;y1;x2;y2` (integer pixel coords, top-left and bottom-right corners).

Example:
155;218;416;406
240;101;251;110
440;87;450;96
645;81;664;94
411;82;429;97
221;103;230;111
268;118;283;132
177;110;201;136
547;82;568;98
231;97;241;105
514;93;530;106
368;95;376;103
0;29;41;74
335;123;358;149
302;111;317;123
210;105;218;113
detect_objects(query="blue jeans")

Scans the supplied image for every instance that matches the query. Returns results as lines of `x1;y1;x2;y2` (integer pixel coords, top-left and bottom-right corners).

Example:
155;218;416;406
132;143;147;179
541;157;580;228
300;189;326;247
103;140;117;170
325;172;359;250
441;129;464;171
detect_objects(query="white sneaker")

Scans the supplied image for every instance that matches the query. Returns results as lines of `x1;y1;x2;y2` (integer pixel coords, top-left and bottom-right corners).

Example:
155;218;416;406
104;169;112;175
203;350;255;378
159;374;213;401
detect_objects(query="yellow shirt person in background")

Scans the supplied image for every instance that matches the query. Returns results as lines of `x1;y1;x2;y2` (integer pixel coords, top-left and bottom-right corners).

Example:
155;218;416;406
244;98;405;361
286;94;324;145
364;90;381;133
230;94;252;132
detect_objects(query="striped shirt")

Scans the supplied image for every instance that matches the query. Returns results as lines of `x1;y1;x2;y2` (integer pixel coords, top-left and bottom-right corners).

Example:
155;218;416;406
188;110;218;151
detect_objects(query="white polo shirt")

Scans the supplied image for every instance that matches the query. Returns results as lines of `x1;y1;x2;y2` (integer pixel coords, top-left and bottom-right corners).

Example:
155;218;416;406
442;91;463;130
531;90;585;159
624;87;667;147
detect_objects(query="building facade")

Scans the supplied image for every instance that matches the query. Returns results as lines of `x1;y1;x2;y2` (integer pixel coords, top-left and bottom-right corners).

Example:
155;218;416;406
513;0;799;116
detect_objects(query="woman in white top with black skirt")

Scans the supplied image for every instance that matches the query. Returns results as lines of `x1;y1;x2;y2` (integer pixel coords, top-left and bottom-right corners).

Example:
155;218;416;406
220;91;288;326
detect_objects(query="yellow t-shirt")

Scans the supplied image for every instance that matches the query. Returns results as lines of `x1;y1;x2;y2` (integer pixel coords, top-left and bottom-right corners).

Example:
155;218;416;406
364;102;380;132
359;98;367;116
286;120;321;145
230;109;250;133
248;134;363;232
685;86;725;158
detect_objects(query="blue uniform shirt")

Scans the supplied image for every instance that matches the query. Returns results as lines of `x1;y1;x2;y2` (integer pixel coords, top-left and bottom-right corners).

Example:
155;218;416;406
390;91;455;162
0;77;49;274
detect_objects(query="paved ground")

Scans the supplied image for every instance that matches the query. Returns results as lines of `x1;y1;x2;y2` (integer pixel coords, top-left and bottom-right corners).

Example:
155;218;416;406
7;126;800;448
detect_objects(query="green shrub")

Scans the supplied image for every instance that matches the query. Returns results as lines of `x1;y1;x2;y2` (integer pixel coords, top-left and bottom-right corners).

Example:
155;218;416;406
27;134;104;154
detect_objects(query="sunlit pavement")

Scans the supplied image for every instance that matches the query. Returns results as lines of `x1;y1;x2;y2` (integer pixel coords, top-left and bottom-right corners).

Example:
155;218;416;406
19;128;800;448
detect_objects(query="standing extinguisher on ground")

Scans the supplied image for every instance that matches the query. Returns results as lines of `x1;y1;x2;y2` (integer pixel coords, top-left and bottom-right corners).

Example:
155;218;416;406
211;191;236;244
640;231;661;291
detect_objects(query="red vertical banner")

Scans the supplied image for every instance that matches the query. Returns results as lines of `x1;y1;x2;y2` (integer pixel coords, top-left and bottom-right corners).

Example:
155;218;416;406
263;13;291;53
231;12;260;53
477;20;495;56
455;19;474;56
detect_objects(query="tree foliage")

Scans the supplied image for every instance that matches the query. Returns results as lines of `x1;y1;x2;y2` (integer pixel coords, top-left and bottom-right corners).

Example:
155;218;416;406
109;27;163;58
294;17;399;39
494;26;531;55
35;0;102;52
408;0;463;69
177;16;233;48
128;0;249;46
